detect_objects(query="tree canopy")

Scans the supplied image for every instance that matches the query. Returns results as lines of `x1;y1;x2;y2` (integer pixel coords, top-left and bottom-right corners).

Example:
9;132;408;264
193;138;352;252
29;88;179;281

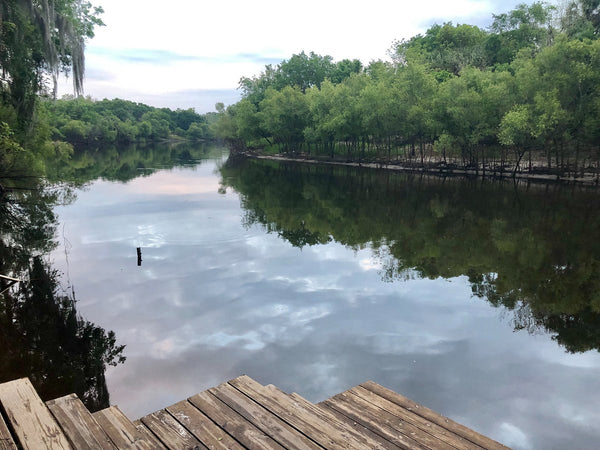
215;1;600;181
0;0;104;122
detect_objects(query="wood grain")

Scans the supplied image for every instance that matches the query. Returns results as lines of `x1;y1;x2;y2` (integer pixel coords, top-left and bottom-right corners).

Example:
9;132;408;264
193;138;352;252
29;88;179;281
46;394;115;449
0;378;71;449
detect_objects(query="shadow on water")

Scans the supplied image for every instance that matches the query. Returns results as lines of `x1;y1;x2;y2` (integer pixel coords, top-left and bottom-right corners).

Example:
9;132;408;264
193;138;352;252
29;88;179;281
0;179;127;411
0;141;225;409
219;156;600;354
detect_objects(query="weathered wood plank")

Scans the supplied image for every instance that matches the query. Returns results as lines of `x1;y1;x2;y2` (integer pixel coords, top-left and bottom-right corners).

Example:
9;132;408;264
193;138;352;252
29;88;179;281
323;392;453;450
46;394;115;449
314;402;403;450
361;381;509;450
264;383;400;450
0;413;17;450
210;382;321;450
93;406;157;449
0;378;71;449
350;386;484;450
132;421;168;449
140;409;206;450
189;390;284;450
166;400;243;449
228;375;385;450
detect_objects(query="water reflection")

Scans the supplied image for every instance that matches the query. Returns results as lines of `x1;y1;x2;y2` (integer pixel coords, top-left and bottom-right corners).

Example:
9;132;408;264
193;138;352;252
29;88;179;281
39;148;600;449
220;157;600;353
0;143;223;408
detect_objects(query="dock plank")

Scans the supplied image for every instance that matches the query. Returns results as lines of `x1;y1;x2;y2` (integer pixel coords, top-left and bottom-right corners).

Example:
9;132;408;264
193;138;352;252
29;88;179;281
46;394;115;449
323;392;454;450
132;421;168;449
0;378;71;449
93;406;157;449
361;381;509;450
189;390;285;450
350;385;484;450
210;382;321;450
0;413;17;450
166;400;243;449
316;401;403;450
229;375;386;450
140;409;206;450
264;384;400;450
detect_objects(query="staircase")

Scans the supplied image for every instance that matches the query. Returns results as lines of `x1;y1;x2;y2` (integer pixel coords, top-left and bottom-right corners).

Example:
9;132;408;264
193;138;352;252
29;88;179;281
0;376;509;449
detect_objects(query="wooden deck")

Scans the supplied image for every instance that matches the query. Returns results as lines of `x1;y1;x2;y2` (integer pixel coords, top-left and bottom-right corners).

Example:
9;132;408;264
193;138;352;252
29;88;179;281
0;375;509;449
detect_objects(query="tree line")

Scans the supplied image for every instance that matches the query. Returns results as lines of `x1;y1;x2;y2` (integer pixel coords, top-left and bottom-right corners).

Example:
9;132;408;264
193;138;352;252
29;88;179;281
43;96;216;145
215;2;600;180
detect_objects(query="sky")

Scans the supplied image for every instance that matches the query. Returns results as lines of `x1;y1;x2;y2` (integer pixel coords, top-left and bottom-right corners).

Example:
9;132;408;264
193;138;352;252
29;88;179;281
59;0;528;113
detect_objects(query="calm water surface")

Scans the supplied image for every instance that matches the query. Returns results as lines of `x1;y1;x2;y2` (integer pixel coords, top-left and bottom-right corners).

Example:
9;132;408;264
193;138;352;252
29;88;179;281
39;146;600;449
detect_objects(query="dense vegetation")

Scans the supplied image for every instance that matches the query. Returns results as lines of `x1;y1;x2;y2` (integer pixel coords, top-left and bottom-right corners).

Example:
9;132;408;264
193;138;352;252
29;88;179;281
0;1;215;182
43;97;216;145
215;1;600;180
220;157;600;353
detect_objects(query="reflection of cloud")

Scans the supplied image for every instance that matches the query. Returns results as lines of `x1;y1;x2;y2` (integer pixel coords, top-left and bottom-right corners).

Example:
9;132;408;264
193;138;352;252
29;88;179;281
497;423;532;450
128;171;220;195
50;160;600;450
152;338;176;358
359;257;381;271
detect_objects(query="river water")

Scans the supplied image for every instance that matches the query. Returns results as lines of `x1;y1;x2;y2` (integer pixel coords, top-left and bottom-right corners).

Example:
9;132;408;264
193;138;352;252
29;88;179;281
4;143;600;449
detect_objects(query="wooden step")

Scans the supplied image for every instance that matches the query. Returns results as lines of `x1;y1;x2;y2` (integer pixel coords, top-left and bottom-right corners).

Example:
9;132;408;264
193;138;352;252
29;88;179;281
228;375;389;449
163;399;243;449
0;412;17;450
209;382;319;449
132;420;168;449
0;378;71;449
93;406;158;449
46;394;116;449
265;384;406;450
140;409;206;449
359;381;509;450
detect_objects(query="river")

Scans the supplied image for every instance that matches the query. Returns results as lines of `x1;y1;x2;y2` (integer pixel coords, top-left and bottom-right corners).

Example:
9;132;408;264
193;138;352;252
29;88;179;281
2;143;600;449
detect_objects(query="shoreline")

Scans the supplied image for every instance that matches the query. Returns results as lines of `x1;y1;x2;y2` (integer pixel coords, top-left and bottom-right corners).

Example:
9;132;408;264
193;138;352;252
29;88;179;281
244;152;600;186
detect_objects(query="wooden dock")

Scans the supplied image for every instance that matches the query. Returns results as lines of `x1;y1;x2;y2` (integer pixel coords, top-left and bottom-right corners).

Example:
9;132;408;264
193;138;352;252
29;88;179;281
0;375;509;449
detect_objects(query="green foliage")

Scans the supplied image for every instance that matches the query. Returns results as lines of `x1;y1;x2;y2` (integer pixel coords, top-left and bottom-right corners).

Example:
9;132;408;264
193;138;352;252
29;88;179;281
221;2;600;178
43;97;213;146
0;0;104;123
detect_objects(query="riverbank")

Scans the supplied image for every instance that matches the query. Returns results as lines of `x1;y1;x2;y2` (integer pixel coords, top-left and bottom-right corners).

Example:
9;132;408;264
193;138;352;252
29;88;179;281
241;152;600;186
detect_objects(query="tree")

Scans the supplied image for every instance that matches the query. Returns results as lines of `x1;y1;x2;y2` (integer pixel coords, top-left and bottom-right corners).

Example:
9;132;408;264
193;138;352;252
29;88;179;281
393;23;488;74
0;0;104;124
560;0;600;38
486;2;556;65
258;86;309;152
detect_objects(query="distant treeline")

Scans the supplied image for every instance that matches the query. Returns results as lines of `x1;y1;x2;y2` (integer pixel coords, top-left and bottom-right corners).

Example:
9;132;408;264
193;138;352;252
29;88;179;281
215;2;600;180
43;97;216;146
1;96;217;179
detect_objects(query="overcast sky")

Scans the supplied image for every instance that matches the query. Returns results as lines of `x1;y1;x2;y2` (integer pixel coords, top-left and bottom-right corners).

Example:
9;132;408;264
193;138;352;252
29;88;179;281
60;0;530;112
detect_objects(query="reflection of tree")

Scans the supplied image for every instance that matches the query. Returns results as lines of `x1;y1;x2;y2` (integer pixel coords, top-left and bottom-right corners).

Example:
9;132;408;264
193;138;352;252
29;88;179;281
1;183;125;411
220;157;600;353
45;141;226;185
1;258;125;411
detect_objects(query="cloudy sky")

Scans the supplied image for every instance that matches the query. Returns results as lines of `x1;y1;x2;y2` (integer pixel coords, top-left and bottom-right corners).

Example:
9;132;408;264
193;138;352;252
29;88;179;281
60;0;528;112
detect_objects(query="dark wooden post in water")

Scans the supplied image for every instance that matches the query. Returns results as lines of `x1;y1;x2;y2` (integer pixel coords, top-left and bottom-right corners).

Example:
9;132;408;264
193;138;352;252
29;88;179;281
137;247;142;266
